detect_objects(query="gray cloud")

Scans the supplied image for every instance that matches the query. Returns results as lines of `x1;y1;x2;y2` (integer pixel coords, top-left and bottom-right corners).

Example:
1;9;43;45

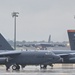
0;0;75;42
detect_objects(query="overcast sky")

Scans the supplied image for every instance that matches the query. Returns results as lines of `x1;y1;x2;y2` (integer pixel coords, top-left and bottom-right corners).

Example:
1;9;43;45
0;0;75;42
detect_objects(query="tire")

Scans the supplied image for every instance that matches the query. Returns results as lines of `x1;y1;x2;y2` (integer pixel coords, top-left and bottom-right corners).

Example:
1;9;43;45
16;65;20;70
12;65;17;70
40;65;47;69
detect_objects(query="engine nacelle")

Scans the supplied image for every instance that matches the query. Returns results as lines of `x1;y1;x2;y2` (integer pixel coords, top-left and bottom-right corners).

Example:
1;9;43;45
69;57;75;62
0;57;9;64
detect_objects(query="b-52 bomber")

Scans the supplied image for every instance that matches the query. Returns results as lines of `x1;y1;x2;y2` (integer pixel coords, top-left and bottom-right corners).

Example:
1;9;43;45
0;50;61;71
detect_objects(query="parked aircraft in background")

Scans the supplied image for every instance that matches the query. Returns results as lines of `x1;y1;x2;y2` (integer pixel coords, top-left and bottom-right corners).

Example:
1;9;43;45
17;35;66;49
37;35;55;48
23;35;55;49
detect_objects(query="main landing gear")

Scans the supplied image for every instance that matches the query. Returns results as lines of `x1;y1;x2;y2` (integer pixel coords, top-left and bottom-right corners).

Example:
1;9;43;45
6;64;53;71
40;65;47;69
12;64;20;70
40;64;53;69
6;64;26;71
49;64;53;69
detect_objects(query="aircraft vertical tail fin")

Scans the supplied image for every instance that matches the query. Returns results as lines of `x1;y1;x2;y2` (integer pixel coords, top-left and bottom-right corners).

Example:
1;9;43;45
67;30;75;50
0;33;13;50
48;35;51;43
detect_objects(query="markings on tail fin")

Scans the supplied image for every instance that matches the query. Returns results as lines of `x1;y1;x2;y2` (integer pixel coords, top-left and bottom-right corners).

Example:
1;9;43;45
68;30;75;32
67;30;75;50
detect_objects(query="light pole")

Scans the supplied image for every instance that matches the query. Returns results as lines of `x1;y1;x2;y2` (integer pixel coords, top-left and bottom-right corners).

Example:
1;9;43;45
12;12;19;50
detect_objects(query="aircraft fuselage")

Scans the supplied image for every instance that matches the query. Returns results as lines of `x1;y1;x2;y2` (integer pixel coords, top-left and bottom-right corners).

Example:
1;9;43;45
7;50;61;65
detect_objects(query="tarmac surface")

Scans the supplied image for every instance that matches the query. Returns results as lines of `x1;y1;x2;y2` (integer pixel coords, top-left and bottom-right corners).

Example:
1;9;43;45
0;64;75;75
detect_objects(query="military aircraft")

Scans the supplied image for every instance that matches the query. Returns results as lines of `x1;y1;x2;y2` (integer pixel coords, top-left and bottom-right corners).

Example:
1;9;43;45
2;49;75;71
0;50;62;71
24;35;55;49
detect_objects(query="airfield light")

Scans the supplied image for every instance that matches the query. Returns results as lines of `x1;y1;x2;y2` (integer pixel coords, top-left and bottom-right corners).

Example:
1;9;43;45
12;12;19;50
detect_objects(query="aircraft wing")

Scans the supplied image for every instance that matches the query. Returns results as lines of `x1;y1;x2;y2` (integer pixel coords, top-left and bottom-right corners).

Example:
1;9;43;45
57;54;69;58
57;53;75;62
58;53;75;58
0;51;21;57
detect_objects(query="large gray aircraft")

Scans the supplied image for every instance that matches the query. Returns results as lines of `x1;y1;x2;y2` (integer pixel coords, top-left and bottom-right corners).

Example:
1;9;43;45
0;50;61;71
1;30;75;71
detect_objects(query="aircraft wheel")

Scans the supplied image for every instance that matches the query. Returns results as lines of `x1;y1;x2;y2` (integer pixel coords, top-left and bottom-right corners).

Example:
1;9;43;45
16;65;20;70
49;64;53;68
21;65;26;69
40;65;43;69
12;65;17;70
6;66;10;71
40;65;47;69
12;64;20;70
44;65;47;69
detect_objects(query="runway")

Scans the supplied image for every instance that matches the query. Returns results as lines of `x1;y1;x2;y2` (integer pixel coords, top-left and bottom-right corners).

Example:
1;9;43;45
0;65;75;75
